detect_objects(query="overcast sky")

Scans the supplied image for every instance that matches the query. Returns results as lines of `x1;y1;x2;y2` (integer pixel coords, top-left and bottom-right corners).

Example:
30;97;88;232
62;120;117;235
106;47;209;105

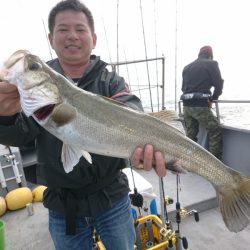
1;0;250;101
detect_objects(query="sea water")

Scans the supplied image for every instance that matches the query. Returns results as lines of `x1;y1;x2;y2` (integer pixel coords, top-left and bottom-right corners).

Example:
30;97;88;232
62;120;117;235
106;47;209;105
140;94;250;131
216;103;250;130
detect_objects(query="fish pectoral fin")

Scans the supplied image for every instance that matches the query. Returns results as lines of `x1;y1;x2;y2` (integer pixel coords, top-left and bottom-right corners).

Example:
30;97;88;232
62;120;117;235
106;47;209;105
61;144;92;173
51;103;77;127
81;150;92;164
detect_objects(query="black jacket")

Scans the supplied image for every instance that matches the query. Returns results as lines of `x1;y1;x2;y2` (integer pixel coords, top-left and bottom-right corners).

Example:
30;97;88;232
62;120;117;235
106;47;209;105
181;55;224;107
0;55;143;218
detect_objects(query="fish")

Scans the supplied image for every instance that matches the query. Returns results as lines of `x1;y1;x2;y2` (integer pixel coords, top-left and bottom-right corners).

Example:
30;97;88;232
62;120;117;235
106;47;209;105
1;50;250;233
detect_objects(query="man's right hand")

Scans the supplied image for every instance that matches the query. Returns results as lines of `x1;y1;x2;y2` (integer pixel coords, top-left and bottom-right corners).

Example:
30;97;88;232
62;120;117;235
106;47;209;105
208;97;213;109
131;144;166;177
0;81;21;115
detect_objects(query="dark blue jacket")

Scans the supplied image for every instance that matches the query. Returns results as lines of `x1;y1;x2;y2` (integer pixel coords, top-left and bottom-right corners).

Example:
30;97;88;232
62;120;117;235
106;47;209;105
0;55;143;219
181;54;224;106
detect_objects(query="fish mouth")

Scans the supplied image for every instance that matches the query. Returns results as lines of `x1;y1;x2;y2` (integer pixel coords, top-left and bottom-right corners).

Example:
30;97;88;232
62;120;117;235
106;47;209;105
33;104;55;121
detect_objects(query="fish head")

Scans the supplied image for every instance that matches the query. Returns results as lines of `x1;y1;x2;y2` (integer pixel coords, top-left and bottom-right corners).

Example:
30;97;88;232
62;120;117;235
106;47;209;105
1;50;61;120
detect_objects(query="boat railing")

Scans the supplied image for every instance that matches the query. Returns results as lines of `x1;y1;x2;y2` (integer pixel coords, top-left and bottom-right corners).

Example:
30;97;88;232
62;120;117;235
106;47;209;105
178;99;250;125
213;100;250;124
108;56;166;112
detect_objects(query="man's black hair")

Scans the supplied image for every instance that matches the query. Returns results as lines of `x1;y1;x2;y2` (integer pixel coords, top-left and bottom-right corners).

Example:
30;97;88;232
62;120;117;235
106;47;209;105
48;0;95;34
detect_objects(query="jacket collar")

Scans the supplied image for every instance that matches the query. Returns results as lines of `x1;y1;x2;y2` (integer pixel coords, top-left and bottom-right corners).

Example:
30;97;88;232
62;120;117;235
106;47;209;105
46;55;107;89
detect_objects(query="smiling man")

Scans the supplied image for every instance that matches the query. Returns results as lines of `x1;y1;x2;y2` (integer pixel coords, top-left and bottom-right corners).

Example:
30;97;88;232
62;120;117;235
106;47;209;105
0;0;166;249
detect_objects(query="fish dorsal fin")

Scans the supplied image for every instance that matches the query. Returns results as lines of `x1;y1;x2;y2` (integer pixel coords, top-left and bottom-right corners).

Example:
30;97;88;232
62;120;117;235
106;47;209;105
149;110;186;134
101;96;132;108
61;144;92;173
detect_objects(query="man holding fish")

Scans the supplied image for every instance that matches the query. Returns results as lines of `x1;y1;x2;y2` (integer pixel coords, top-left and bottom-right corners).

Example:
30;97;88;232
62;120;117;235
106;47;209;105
0;0;166;249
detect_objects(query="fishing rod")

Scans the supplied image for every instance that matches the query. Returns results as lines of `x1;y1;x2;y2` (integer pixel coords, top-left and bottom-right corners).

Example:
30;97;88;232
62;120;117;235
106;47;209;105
133;59;142;100
139;0;153;112
123;50;132;90
153;0;160;112
174;0;179;111
174;173;200;250
116;0;120;75
42;19;53;60
129;163;144;217
101;16;113;64
175;174;188;250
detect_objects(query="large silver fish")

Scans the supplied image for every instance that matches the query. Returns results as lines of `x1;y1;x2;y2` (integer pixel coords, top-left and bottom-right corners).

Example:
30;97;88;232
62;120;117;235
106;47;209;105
1;50;250;233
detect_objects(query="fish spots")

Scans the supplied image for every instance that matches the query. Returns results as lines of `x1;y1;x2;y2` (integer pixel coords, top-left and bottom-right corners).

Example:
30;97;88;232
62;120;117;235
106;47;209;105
51;103;76;126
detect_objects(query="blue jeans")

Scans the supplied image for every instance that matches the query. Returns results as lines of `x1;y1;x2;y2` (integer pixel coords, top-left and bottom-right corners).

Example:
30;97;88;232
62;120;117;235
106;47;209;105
49;195;136;250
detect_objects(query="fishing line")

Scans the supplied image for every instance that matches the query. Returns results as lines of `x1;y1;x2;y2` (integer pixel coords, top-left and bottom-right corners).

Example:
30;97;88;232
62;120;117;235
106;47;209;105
139;0;154;112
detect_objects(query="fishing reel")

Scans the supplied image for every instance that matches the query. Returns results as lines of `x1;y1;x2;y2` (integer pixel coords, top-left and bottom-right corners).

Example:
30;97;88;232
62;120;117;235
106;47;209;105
178;208;199;222
175;202;199;223
129;187;177;249
174;206;199;249
164;196;174;206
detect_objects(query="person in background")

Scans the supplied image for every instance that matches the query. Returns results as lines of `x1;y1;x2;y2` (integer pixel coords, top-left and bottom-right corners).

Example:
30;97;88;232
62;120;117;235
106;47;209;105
181;45;224;160
0;0;166;249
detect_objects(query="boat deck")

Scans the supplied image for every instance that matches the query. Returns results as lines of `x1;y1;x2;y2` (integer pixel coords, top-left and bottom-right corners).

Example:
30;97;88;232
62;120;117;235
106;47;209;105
2;168;250;250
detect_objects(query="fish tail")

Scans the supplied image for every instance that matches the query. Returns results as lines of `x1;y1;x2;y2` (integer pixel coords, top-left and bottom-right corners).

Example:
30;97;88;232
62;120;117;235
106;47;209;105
218;175;250;232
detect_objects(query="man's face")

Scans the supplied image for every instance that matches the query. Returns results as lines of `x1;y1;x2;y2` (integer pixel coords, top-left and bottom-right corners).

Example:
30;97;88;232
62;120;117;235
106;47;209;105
49;10;97;65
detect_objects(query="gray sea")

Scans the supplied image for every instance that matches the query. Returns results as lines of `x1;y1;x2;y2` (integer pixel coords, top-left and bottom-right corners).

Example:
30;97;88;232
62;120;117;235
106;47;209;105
216;102;250;130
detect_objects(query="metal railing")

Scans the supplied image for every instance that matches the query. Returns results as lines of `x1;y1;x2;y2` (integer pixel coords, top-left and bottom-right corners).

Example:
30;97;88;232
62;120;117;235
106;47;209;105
108;56;166;112
178;99;250;126
213;100;250;124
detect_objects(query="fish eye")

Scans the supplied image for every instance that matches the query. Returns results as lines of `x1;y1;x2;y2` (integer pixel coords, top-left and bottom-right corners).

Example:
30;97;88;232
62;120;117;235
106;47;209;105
29;62;41;71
